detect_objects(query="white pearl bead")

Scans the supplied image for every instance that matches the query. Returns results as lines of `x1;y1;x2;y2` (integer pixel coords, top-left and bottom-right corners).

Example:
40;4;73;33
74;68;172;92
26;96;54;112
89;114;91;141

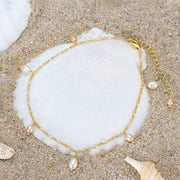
69;158;78;170
148;81;158;89
20;65;31;75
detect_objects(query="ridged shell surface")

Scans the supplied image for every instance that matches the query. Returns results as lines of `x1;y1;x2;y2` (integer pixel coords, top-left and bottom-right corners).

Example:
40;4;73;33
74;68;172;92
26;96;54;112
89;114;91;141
14;28;149;155
125;157;165;180
0;0;31;52
0;143;14;159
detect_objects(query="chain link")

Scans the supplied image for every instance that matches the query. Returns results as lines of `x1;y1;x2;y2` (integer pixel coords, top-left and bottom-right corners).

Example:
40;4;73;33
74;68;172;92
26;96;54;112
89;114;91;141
138;41;173;98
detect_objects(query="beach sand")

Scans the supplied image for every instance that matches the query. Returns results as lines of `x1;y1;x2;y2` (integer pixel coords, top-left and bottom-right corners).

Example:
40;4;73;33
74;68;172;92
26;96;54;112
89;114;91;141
0;0;179;179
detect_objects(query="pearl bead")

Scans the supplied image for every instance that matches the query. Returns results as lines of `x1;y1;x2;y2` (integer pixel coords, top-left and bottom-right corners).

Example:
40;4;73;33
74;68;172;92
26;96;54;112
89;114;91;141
148;81;158;89
26;124;33;136
69;158;78;170
20;65;31;75
125;133;134;143
166;97;174;107
69;35;77;43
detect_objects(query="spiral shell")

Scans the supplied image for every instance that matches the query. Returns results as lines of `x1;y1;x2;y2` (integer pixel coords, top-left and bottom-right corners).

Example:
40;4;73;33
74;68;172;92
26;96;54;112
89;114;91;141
125;156;164;180
0;143;15;160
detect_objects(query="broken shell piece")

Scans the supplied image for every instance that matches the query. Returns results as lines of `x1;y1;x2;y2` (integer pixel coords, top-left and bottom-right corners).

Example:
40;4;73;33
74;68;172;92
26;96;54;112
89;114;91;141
0;143;15;160
0;0;31;52
125;156;164;180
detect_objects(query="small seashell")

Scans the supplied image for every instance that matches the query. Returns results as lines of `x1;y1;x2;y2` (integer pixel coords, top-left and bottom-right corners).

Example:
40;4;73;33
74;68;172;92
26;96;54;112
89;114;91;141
0;143;15;160
125;156;164;180
148;81;159;90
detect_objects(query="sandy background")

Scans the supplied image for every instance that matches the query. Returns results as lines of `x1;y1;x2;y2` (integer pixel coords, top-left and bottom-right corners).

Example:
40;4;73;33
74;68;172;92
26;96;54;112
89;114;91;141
0;0;179;179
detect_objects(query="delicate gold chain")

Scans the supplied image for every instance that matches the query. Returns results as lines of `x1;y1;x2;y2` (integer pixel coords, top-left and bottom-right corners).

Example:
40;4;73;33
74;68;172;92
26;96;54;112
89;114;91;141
138;40;173;98
26;37;172;156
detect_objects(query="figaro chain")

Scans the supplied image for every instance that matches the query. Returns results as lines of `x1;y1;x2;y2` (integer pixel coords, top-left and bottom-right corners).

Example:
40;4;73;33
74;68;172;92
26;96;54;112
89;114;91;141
25;37;173;156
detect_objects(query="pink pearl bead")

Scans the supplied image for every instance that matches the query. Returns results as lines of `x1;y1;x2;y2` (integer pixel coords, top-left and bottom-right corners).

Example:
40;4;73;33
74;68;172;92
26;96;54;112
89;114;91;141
125;133;134;143
26;124;33;136
69;35;77;43
166;98;174;107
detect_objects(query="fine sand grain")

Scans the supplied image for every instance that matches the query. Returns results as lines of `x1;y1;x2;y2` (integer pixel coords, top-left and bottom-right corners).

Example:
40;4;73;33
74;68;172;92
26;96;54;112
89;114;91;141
0;0;179;179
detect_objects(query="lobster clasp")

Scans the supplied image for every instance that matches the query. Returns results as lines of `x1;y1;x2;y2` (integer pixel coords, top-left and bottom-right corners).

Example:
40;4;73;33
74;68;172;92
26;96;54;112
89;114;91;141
130;40;140;50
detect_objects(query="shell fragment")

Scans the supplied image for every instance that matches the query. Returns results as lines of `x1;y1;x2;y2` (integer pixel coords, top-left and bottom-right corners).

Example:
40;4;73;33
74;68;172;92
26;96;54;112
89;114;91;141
0;143;15;160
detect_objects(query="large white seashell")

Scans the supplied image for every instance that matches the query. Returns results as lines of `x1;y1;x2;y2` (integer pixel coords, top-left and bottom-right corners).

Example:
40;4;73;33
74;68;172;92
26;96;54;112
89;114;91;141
125;156;165;180
14;28;149;155
0;143;15;159
0;0;31;52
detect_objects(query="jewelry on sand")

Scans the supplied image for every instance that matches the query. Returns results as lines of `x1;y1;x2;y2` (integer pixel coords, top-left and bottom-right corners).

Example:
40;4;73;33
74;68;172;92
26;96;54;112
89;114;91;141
21;36;174;169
